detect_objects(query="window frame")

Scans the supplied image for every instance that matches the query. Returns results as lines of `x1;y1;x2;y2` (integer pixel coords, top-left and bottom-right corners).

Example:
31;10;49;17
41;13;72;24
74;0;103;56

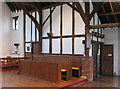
12;16;19;30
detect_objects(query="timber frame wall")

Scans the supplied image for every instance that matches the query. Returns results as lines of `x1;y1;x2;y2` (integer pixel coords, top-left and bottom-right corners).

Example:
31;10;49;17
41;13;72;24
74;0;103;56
23;2;104;57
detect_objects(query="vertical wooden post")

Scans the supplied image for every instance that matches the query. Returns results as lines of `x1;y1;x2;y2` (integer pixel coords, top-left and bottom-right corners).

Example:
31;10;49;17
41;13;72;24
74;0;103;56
101;28;103;41
60;5;63;55
50;8;52;54
97;18;99;42
93;14;95;33
92;14;95;56
23;12;26;57
31;12;33;43
35;11;37;42
85;2;90;56
92;14;95;42
72;2;75;55
39;9;42;55
31;12;33;55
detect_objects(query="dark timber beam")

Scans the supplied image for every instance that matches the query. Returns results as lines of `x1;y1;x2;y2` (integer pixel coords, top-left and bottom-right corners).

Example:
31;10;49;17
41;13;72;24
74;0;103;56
67;3;79;13
35;11;37;42
101;5;111;23
85;2;90;56
6;3;13;11
72;2;75;55
89;2;105;21
23;12;26;57
90;22;120;29
97;18;99;42
11;2;18;11
28;9;37;13
22;2;41;12
60;5;63;55
109;1;117;22
39;9;43;55
9;2;15;12
31;12;33;43
49;8;52;54
74;2;88;26
42;35;85;39
99;11;120;16
91;14;95;41
42;2;68;10
42;7;56;27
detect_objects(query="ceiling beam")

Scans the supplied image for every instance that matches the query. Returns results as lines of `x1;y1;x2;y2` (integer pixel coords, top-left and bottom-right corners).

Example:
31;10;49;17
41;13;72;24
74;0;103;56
22;2;68;11
99;11;120;16
101;5;111;23
6;2;13;11
9;2;15;12
42;2;68;10
89;2;105;21
90;22;120;29
109;0;118;22
22;2;41;12
74;2;88;25
11;2;18;11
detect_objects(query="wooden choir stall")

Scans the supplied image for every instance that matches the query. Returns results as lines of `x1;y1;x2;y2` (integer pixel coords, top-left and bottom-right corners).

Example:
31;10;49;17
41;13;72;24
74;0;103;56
18;55;93;83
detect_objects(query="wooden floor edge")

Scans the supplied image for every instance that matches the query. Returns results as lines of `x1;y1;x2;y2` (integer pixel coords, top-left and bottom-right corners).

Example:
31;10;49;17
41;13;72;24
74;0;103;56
59;79;87;88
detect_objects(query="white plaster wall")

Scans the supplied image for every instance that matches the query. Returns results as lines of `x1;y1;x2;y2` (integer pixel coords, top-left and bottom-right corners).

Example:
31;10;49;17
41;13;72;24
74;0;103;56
10;11;24;57
0;2;2;57
0;2;1;79
103;28;119;76
1;2;11;57
0;3;1;87
118;28;120;76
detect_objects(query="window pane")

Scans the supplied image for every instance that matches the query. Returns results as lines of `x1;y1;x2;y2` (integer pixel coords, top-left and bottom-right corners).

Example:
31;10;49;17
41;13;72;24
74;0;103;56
63;38;72;54
13;19;15;29
74;37;85;54
52;39;60;54
42;39;49;53
16;19;18;29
